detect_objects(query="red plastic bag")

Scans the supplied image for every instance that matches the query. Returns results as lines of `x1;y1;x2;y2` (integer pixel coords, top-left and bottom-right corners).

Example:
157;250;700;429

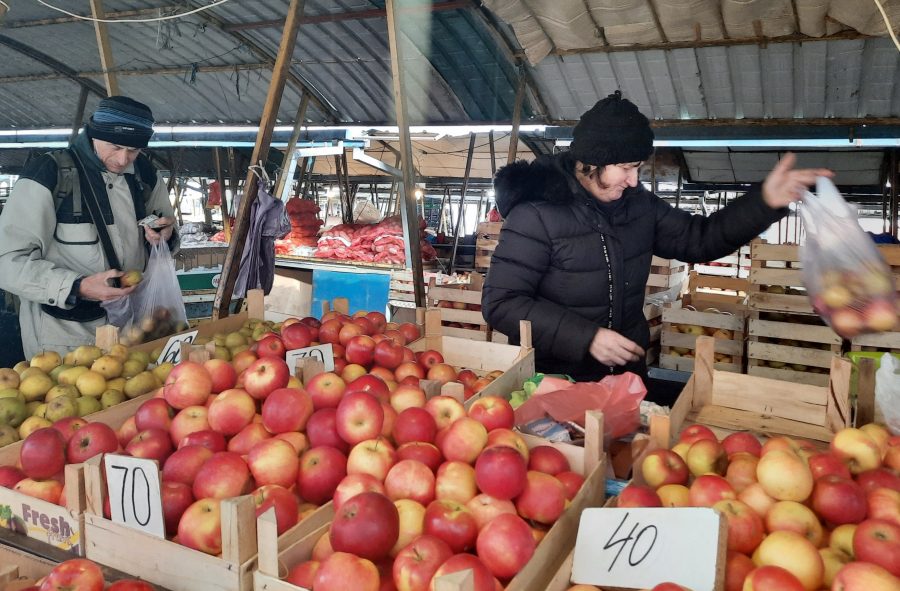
513;372;647;445
207;180;221;207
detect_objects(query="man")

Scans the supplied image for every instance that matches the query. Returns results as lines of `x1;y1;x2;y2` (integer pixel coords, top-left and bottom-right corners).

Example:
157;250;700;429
482;90;831;383
0;96;177;357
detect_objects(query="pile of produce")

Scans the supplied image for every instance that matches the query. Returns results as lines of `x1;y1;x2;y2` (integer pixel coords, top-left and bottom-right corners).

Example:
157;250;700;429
315;216;437;264
284;198;323;248
13;557;157;590
620;423;900;590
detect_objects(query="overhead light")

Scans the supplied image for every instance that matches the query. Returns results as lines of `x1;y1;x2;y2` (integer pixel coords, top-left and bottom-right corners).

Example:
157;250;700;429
414;189;424;200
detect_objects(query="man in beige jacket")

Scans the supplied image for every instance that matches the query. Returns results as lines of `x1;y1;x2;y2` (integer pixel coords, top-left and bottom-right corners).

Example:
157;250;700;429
0;96;178;358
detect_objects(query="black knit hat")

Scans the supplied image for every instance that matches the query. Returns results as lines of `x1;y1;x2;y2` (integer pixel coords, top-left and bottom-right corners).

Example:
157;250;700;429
87;96;155;148
569;90;654;167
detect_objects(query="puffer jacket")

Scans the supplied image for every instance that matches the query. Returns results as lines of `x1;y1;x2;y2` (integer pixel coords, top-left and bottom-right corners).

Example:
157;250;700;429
481;153;786;381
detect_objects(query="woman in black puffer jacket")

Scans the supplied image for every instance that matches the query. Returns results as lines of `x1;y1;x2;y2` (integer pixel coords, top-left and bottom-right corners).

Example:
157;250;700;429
482;91;831;382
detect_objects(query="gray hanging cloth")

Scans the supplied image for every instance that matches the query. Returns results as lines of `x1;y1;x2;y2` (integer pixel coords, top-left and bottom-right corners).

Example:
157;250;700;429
233;178;291;298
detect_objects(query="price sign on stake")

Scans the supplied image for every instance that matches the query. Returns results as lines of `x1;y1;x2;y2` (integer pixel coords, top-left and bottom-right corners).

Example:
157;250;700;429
104;453;166;539
156;330;199;365
572;507;725;591
286;344;334;374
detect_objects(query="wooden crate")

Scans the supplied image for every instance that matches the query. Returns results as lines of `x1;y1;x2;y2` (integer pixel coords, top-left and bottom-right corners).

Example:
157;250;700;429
687;270;751;308
253;413;607;591
748;242;813;315
645;301;663;366
746;311;842;387
387;270;466;309
693;245;751;279
655;336;851;444
0;542;58;591
427;274;489;342
474;221;502;273
849;245;900;354
646;256;688;296
659;298;747;374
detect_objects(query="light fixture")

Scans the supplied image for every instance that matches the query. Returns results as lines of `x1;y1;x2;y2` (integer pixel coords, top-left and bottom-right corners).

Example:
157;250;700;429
414;189;424;200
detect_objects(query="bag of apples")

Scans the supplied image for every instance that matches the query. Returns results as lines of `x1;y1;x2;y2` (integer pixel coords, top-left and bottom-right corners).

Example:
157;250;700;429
801;177;898;338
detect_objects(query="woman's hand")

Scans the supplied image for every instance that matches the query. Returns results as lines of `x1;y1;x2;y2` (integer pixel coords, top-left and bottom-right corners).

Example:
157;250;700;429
762;153;834;209
78;270;136;301
589;327;644;366
144;217;175;245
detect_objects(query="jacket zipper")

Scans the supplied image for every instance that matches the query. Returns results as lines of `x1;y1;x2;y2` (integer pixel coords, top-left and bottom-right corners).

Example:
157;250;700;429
598;233;615;375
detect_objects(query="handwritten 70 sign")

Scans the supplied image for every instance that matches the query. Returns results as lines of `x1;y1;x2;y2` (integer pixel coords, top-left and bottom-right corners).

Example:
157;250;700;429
103;453;165;539
286;344;335;374
572;507;726;590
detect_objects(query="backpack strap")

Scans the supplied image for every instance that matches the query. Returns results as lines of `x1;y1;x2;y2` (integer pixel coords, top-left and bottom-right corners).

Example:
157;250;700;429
69;149;123;272
50;149;82;218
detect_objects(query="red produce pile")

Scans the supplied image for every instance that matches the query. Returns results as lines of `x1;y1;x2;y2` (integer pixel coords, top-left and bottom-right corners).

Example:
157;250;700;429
315;215;436;264
285;198;323;242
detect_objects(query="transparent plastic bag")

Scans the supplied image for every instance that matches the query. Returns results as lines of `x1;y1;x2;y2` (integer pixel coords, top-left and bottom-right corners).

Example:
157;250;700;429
117;241;189;346
800;177;898;338
875;353;900;435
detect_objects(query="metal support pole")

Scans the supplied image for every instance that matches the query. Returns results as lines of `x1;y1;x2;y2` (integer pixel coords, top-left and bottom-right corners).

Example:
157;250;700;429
891;150;899;238
69;86;89;144
506;76;525;166
675;166;682;209
275;94;310;201
213;147;232;242
449;133;477;273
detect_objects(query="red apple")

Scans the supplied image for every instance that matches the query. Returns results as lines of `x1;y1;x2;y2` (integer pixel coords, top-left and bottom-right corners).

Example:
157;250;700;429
282;323;313;351
423;499;478;553
556;471;585;500
467;396;515;432
203;358;238;394
741;566;805;591
243;357;290;400
134;397;175;432
424;396;466;432
306;372;347;410
399;323;420;344
724;550;755;591
417;349;443;369
345;335;377;368
831;561;900;591
426;364;457;385
161;445;213;486
256;334;287;359
261;387;313;434
456;369;477;388
247;438;299;488
107;580;157;591
515;470;567;524
314;551;380;591
317;319;344;345
392;534;453;591
126;428;173;463
333;473;387;512
330;491;400;561
722;431;762;458
163;361;212;409
160;480;194;536
393;407;438;445
678;424;718;445
397;442;443;473
854;518;900;576
485;428;529;461
252;484;299;535
617;484;663;508
813;475;867;525
227;422;272;455
306;408;350;453
231;350;258;375
385;459;436;505
177;498;222;555
869;487;900;527
50;416;88;444
374;339;405;370
206;388;256;436
169;405;210;447
808;451;852;480
338;323;365;347
352;316;375;335
390;384;427;413
297;445;348;505
395;361;425;383
465;493;517;530
66;422;119;464
858;469;900;495
192;451;252;500
713;499;765;555
475;512;536;580
336;392;384;445
474;445;527;500
689;474;736;507
0;466;26;489
178;429;226;453
345;374;391;403
440;417;487;464
286;560;320;590
39;558;104;591
347;436;397;482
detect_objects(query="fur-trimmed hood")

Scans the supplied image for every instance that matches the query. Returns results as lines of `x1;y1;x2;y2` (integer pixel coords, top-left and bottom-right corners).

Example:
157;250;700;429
493;154;577;218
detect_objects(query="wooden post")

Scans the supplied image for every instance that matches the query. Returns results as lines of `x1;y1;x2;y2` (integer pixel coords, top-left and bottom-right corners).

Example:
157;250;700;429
856;357;877;427
449;133;476;273
506;75;525;165
214;0;307;319
69;86;89;144
89;0;120;96
213;147;232;242
386;0;425;308
274;93;310;201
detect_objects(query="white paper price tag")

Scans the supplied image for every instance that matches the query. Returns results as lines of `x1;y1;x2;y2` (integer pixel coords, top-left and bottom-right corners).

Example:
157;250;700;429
286;344;334;374
572;507;725;591
155;330;199;365
104;453;166;539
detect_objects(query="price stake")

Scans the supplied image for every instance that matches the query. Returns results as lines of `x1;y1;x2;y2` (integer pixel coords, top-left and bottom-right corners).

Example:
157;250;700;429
572;507;725;590
155;330;199;365
286;344;334;374
103;453;165;539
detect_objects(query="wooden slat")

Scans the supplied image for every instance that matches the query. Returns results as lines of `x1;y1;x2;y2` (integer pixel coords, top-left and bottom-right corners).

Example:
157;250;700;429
747;341;835;368
748;292;813;314
690;405;835;442
431;307;486;325
690;273;751;292
661;330;743;356
750;267;804;286
748;318;841;344
440;326;488;341
428;286;482;305
711;372;827;425
663;307;746;331
659;353;741;374
747;365;831;387
850;331;900;350
856;358;877;426
752;243;802;262
826;356;852;431
877;244;900;266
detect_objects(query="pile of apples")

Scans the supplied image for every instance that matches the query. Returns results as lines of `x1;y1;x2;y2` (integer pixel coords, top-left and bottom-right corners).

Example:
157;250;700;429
0;344;167;448
809;264;898;337
667;315;736;365
618;422;900;591
16;557;156;591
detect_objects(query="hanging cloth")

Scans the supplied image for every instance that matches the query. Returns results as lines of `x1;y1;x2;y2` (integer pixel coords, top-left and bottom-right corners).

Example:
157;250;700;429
233;177;291;298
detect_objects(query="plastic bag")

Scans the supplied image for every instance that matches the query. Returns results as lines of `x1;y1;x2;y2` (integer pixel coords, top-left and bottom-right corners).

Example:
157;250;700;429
875;353;900;435
117;241;189;346
800;177;898;337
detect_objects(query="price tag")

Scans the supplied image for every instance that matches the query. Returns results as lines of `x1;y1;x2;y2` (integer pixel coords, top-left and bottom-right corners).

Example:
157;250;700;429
286;344;334;374
155;330;199;365
572;507;725;590
103;454;165;539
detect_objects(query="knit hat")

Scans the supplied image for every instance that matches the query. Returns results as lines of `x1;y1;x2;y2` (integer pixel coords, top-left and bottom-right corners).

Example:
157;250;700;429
87;96;155;148
569;90;654;167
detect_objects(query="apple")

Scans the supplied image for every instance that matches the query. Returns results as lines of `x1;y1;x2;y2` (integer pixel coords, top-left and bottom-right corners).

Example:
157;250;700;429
393;407;438;445
169;405;210;447
831;561;900;591
374;339;405;370
390;384;427;414
426;364;457;385
231;350;258;375
207;388;256;435
724;550;755;591
424;396;466;432
203;358;237;394
868;487;900;527
439;417;487;464
391;497;427;557
380;401;396;439
107;580;158;591
318;318;344;344
330;491;399;561
162;445;213;486
435;460;477;504
399;323;420;344
485;428;529;461
678;424;717;445
286;560;320;590
50;416;88;445
282;323;313;351
516;470;567;524
429;553;497;591
339;323;365;347
474;444;527;500
765;500;824;547
686;438;727;476
352;316;375;336
345;335;377;367
831;523;858;558
192;451;252;500
754;530;824;591
305;372;347;410
261;387;313;434
19;427;66;479
853;519;900;576
347;436;397;482
820;547;852;588
296;445;348;505
336;392;384;445
160;480;194;536
226;422;272;455
256;334;287;359
134;397;175;432
0;465;26;489
808;451;852;480
466;396;515;432
689;474;736;507
179;429;226;453
252;484;299;535
756;450;813;502
656;483;690;507
476;512;536;580
831;427;883;475
858;469;900;495
739;482;777;519
722;431;762;458
243;357;290;400
713;499;764;554
618;484;663;508
392;533;453;591
417;349;443;369
741;565;805;591
126;428;173;463
14;477;63;504
39;558;104;591
641;448;689;488
306;408;350;453
163;361;212;409
385;459;436;505
333;473;387;512
724;452;759;493
247;438;299;488
313;551;380;591
397;442;443;473
177;498;222;555
66;422;119;464
423;499;478;553
395;362;425;382
456;369;478;388
341;363;368;384
345;375;390;403
812;475;867;525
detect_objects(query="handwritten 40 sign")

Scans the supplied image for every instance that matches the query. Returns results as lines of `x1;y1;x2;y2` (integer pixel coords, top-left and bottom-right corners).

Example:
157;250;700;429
571;507;726;591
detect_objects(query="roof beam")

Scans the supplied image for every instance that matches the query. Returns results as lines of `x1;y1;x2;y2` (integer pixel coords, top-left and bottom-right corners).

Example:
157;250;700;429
0;34;107;98
0;62;279;84
2;6;180;28
223;0;469;32
89;0;119;96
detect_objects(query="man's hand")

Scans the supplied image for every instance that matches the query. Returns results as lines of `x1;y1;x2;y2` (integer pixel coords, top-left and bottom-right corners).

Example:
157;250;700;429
589;327;644;366
144;216;175;245
762;153;834;209
78;270;136;302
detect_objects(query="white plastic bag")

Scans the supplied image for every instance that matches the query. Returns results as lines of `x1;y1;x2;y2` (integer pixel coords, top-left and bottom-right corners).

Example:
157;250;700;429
875;353;900;435
118;241;189;346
